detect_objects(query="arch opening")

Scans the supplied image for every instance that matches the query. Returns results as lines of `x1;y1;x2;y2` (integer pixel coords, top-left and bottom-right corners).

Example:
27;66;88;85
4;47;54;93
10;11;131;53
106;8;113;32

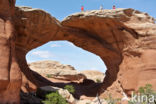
26;40;107;73
24;40;109;98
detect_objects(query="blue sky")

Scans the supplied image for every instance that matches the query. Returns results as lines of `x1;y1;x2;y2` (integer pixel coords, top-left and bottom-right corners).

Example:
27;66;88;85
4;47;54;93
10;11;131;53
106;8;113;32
16;0;156;20
16;0;156;72
26;41;106;72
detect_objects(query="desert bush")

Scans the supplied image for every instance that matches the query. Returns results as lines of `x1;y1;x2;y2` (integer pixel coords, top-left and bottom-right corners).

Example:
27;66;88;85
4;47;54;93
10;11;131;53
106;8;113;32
64;85;75;94
42;91;68;104
105;94;121;104
46;74;52;78
128;84;156;104
96;79;102;83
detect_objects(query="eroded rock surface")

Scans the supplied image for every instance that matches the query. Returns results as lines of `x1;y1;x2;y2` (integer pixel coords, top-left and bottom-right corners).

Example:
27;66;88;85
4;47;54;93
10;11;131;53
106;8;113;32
29;60;105;83
29;60;86;83
80;70;105;82
57;9;156;98
0;0;21;103
29;60;77;75
0;1;156;103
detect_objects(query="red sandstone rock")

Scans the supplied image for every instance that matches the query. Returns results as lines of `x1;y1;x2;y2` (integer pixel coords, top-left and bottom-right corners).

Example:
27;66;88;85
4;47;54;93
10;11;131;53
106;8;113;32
0;0;22;103
0;1;156;103
57;9;156;98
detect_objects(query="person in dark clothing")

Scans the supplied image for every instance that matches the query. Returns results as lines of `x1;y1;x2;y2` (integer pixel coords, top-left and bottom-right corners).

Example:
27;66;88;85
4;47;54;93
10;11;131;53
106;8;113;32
113;5;116;9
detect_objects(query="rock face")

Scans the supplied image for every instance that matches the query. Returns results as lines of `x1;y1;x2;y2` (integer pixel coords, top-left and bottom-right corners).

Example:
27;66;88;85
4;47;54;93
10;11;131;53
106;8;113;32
29;60;77;75
29;60;104;83
0;0;22;103
80;70;105;82
0;1;156;103
29;60;86;83
29;60;76;74
58;9;156;98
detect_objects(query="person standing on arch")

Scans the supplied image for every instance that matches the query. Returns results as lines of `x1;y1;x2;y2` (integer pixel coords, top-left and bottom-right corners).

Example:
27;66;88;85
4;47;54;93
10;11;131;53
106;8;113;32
100;5;103;10
113;5;116;9
81;5;84;12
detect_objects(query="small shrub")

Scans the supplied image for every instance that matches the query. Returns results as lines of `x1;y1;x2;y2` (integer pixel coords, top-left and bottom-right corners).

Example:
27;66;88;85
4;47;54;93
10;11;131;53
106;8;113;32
64;85;75;94
105;94;121;104
46;74;52;78
96;79;102;83
128;84;156;104
42;91;68;104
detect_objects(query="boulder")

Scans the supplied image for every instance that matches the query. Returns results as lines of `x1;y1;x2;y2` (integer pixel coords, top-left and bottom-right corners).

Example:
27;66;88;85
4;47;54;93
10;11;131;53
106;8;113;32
58;89;75;104
80;70;105;82
37;86;75;104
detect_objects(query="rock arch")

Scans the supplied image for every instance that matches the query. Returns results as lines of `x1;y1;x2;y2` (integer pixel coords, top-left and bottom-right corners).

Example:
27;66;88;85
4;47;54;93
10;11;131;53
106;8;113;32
0;1;156;103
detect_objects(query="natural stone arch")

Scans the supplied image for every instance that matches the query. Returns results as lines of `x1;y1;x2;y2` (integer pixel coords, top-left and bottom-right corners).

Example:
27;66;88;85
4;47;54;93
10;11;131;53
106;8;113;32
13;7;156;99
0;1;156;103
14;7;126;91
14;6;137;95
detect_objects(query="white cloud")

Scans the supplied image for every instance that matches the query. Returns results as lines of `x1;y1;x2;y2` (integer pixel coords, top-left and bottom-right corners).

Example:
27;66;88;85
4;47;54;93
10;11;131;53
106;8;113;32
31;51;53;58
50;44;62;48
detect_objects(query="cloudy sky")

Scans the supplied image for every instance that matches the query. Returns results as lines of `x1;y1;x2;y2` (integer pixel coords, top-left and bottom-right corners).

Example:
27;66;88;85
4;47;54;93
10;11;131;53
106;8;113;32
16;0;156;72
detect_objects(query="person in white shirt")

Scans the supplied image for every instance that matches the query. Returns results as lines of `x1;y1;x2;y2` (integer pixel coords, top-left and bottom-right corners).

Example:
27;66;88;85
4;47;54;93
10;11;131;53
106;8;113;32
100;5;103;10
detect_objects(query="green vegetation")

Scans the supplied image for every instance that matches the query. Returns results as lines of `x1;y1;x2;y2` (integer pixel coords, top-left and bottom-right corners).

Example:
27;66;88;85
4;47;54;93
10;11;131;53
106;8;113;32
138;84;155;95
128;84;156;104
96;79;102;83
42;85;75;104
42;91;68;104
46;74;53;78
64;85;75;94
105;94;121;104
103;84;156;104
41;83;156;104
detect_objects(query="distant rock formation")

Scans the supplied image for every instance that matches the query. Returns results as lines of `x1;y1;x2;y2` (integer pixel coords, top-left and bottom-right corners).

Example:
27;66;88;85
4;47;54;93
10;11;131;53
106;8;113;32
29;60;76;75
29;60;86;83
29;60;104;83
80;70;105;82
0;0;156;103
